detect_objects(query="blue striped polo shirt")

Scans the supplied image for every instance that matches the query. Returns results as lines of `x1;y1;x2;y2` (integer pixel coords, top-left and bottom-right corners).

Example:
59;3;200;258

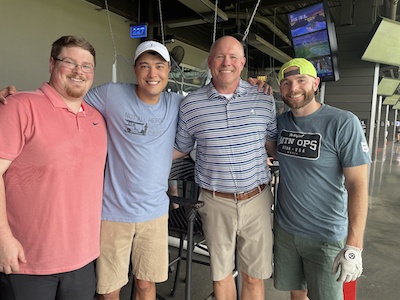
175;79;277;193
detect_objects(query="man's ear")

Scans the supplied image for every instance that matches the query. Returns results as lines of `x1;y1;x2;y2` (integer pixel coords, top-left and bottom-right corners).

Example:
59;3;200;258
49;57;55;73
313;77;321;92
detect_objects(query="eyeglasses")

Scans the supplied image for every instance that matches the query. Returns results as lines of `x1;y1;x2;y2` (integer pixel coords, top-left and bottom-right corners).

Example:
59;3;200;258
54;57;95;73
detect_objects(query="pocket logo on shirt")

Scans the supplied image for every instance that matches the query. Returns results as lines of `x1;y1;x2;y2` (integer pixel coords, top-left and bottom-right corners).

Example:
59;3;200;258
124;119;147;135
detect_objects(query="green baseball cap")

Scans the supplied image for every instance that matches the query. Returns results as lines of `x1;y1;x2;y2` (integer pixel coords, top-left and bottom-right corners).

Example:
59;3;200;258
278;58;317;82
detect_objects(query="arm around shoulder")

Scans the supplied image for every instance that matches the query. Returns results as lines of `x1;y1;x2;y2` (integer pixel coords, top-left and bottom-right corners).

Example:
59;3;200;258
173;148;189;160
247;77;272;95
0;86;18;105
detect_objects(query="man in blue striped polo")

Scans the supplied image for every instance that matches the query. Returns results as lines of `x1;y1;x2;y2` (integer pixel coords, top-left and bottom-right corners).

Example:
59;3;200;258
174;35;277;300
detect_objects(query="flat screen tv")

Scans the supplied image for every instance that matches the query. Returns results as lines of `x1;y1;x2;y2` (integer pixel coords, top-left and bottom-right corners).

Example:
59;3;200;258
287;1;339;82
292;30;330;58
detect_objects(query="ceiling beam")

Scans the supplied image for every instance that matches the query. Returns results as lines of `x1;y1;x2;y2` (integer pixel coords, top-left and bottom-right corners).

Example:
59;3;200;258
178;0;228;21
247;33;292;64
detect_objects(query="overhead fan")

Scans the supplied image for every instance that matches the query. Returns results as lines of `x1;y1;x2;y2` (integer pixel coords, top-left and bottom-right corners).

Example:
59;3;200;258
167;45;209;95
169;46;185;70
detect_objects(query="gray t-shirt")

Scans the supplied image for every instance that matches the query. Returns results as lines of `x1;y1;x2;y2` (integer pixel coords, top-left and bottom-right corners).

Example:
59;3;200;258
276;104;371;242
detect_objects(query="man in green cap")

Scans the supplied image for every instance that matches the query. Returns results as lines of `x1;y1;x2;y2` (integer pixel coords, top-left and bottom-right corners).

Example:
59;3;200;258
274;57;371;300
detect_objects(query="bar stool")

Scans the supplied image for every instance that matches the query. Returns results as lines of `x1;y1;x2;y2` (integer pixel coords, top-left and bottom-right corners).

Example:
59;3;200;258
167;195;206;299
129;194;205;300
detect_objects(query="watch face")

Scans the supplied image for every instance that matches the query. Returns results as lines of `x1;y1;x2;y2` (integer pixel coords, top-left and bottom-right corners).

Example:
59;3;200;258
344;249;358;261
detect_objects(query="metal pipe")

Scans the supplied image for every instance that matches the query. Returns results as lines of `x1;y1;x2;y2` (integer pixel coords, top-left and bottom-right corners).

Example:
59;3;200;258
390;0;399;20
226;12;292;46
368;63;380;160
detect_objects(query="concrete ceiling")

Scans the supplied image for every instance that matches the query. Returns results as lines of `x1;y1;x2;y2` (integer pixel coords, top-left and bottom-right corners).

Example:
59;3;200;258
86;0;399;78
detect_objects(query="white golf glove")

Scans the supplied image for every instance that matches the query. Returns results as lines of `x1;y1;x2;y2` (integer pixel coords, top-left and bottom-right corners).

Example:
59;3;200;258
332;245;363;282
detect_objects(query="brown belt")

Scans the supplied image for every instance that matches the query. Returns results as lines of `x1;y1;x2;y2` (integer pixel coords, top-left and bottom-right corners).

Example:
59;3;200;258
202;184;267;200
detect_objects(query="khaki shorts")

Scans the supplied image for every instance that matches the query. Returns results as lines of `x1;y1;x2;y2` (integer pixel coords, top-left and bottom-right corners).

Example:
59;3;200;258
96;215;169;294
198;187;274;281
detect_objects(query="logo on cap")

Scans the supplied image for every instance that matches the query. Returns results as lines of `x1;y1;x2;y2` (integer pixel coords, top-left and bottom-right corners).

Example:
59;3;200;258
134;40;170;64
278;58;317;82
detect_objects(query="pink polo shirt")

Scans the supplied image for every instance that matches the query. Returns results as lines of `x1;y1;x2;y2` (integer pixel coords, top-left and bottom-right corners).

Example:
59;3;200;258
0;83;107;275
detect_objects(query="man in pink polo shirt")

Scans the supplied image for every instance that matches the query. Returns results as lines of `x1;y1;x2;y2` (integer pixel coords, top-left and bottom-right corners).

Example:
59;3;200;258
0;36;107;300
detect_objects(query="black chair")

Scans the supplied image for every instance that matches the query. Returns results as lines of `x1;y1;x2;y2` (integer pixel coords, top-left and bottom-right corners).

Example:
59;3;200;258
131;156;242;300
130;157;206;300
166;157;240;300
269;159;280;209
166;157;209;300
129;195;206;300
167;195;207;299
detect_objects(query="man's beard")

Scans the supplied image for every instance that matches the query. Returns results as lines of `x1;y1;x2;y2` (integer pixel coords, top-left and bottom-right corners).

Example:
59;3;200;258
65;83;86;98
282;89;314;109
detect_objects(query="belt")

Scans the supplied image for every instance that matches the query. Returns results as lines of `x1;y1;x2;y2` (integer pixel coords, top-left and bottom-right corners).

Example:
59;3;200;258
202;184;267;200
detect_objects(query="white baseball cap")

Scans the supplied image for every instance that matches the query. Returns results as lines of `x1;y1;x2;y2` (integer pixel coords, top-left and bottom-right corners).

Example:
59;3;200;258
134;41;170;64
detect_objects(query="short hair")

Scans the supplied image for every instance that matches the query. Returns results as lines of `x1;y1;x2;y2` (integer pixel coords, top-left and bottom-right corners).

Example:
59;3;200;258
209;36;245;58
50;35;96;66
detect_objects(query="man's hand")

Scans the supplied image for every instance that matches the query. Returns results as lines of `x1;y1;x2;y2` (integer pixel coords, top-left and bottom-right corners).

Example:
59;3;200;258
332;245;363;282
0;86;17;104
0;234;26;274
247;77;272;95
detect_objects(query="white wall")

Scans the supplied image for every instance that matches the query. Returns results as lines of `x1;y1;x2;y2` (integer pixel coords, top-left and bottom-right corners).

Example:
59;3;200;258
1;0;140;90
0;0;209;90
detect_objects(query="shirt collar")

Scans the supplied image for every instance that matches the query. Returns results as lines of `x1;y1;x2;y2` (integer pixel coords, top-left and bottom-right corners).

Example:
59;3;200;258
206;79;249;101
40;82;87;115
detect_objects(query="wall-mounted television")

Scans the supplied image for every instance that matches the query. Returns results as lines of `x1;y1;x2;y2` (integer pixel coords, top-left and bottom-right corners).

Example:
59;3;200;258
287;1;339;82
